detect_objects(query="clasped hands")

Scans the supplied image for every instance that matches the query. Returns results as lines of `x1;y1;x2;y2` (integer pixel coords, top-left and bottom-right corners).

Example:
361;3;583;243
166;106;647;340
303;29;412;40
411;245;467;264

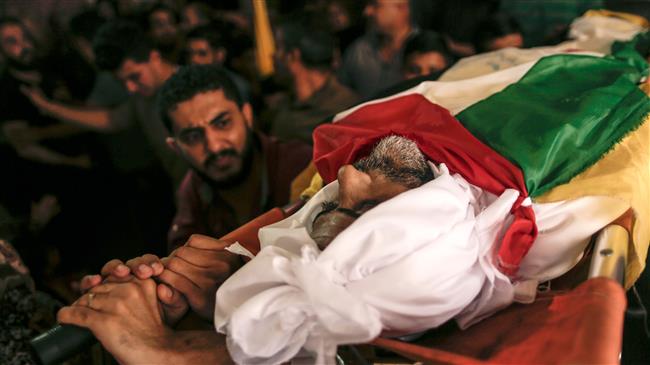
60;234;241;327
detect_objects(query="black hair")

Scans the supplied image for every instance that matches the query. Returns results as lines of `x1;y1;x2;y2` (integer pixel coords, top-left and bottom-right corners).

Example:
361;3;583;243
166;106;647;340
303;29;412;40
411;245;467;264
403;30;451;65
186;23;225;50
0;16;24;29
158;64;243;132
474;13;523;52
279;21;335;71
69;10;106;42
92;20;154;71
437;0;499;43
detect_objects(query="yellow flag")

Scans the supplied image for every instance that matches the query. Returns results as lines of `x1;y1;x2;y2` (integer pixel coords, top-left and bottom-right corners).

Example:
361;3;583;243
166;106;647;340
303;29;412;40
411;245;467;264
252;0;275;77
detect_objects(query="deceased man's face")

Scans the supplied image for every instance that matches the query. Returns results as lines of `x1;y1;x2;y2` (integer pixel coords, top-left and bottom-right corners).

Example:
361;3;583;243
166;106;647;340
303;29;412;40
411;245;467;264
310;136;433;250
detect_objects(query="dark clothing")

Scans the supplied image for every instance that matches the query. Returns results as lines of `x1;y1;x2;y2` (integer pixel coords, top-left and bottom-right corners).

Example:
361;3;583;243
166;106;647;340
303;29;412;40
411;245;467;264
338;30;415;99
167;134;312;250
0;70;96;213
108;94;188;186
271;77;359;144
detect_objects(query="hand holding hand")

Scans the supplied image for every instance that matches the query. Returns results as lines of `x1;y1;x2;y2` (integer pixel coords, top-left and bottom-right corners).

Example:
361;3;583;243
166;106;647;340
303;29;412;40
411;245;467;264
80;255;189;326
158;234;241;320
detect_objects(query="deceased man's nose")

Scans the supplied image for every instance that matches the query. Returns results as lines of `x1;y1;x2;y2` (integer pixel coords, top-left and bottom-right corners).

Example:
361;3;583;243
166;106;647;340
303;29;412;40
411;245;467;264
337;164;371;208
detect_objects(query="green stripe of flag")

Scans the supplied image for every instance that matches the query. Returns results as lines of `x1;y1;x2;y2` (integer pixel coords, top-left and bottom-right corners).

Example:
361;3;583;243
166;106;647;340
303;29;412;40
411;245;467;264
457;52;650;197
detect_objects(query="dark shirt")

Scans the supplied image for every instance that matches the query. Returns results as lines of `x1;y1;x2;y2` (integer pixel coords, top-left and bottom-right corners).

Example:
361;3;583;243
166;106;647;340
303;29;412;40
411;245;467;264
338;30;415;99
0;69;93;213
108;93;188;186
271;77;359;144
167;134;312;250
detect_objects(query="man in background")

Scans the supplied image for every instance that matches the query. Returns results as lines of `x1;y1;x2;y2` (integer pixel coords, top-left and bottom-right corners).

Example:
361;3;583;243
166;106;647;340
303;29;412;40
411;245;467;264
271;21;359;144
20;20;187;186
338;0;414;98
185;23;251;103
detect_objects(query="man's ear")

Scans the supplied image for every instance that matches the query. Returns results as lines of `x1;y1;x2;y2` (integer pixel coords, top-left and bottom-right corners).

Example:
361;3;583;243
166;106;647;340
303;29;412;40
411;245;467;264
242;103;253;128
166;136;180;153
287;49;301;64
149;50;162;64
214;47;227;65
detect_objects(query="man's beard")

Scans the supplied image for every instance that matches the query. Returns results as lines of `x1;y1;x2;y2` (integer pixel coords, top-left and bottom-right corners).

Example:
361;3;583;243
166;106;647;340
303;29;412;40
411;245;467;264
354;135;434;188
194;129;256;190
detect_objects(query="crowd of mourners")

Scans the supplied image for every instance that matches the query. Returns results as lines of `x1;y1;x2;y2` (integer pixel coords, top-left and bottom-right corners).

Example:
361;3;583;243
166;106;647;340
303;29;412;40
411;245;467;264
0;0;648;364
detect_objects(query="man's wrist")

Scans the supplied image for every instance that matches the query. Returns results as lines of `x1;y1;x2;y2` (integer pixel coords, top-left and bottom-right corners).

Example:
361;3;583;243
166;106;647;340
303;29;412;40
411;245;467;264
164;331;232;365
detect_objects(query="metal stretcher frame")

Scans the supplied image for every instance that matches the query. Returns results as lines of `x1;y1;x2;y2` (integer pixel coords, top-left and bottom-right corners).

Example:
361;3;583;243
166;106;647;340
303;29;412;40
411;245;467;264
222;204;632;364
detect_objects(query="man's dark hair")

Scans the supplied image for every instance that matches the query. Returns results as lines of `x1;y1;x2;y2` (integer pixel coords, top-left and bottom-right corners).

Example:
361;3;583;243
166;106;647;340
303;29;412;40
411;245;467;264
403;30;451;65
279;22;335;71
92;20;154;71
158;64;243;132
0;16;23;29
69;10;106;42
186;23;225;50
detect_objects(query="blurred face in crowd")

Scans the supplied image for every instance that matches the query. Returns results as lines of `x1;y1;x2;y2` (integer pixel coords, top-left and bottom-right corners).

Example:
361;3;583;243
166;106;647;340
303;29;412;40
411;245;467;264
310;136;432;250
167;89;254;185
486;33;524;51
328;2;351;32
115;51;165;96
403;51;447;79
187;39;225;65
181;4;209;32
364;0;410;35
0;23;36;69
149;9;178;46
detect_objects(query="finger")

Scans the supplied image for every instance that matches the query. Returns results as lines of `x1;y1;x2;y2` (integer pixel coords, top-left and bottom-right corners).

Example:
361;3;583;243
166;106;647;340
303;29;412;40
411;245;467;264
72;283;120;306
57;305;103;329
101;259;128;277
76;292;110;311
157;269;201;302
144;254;165;276
157;283;187;308
87;282;122;294
174;246;222;268
157;284;189;325
169;254;232;283
103;273;134;284
126;254;163;279
80;275;102;293
185;234;231;250
165;256;210;282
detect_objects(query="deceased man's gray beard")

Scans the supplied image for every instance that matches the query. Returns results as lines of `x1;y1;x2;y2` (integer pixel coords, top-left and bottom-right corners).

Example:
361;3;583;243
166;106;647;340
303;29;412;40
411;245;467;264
353;135;434;188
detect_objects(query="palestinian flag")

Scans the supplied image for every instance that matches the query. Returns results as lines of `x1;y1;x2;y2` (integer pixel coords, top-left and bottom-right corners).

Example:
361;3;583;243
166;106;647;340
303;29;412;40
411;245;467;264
312;33;650;284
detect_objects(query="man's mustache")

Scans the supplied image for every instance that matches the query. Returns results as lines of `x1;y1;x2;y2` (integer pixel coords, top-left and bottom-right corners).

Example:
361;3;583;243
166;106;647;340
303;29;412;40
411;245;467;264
204;149;239;169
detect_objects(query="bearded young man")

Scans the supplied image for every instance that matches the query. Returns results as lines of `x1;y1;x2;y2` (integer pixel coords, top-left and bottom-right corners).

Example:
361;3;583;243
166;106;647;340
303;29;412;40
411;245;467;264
157;65;312;250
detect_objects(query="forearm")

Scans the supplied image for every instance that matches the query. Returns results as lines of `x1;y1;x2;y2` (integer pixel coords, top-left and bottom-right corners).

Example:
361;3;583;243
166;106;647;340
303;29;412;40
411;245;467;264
166;331;234;365
38;99;114;131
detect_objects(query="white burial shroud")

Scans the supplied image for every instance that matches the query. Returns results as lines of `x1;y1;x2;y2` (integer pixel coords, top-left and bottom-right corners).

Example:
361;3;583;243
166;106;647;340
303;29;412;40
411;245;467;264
214;163;627;365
